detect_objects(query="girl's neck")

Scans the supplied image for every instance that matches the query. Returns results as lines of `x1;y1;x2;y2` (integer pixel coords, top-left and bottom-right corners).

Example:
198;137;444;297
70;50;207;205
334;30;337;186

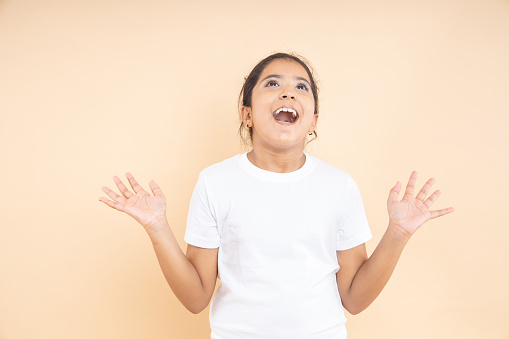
246;147;306;173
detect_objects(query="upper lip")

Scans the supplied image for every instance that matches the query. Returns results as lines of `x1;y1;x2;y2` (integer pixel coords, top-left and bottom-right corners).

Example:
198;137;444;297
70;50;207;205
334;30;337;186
272;105;299;118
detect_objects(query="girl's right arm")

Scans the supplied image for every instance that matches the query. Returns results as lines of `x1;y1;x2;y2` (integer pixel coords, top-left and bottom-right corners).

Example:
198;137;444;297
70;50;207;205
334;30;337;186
99;173;218;314
149;219;218;314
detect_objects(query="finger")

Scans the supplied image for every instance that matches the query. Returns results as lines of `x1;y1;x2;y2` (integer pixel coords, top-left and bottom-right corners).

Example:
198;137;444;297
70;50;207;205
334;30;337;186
149;180;165;198
404;171;418;197
101;186;127;205
388;181;401;203
423;190;441;208
113;176;134;199
429;207;455;219
125;172;145;194
416;178;435;201
99;196;125;212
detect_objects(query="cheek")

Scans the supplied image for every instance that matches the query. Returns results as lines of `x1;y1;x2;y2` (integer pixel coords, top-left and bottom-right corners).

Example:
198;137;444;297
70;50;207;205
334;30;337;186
304;98;316;116
251;94;270;111
251;96;277;118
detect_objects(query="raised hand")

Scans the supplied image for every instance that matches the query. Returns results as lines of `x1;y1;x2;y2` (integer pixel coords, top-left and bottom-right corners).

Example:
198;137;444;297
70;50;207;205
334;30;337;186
99;172;167;232
387;171;454;239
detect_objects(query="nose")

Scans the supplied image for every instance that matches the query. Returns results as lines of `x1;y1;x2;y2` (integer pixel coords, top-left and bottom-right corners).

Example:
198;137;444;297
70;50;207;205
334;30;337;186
279;86;296;100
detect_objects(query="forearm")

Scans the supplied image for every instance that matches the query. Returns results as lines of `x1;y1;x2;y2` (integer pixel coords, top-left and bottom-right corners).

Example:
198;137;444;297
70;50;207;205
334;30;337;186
148;219;208;314
343;225;410;314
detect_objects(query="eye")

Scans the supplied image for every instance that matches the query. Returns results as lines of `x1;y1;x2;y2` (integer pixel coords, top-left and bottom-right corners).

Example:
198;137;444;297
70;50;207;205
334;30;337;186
297;83;309;91
266;80;279;87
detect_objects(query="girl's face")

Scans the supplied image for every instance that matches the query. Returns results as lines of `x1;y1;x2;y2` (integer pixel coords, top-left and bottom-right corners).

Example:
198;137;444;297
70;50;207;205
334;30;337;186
242;59;318;151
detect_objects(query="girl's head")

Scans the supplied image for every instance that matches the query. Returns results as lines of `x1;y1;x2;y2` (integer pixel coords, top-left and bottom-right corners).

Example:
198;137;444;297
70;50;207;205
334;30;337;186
238;52;319;149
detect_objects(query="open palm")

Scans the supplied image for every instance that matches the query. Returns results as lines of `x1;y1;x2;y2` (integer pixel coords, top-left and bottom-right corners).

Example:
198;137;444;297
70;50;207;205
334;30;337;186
99;172;167;230
387;171;454;238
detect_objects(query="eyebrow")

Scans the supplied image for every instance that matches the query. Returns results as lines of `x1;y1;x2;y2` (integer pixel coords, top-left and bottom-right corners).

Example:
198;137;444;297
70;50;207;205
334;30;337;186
260;74;311;87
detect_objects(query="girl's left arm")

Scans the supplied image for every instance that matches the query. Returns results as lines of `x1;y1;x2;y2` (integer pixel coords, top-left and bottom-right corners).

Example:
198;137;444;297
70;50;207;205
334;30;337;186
336;171;455;315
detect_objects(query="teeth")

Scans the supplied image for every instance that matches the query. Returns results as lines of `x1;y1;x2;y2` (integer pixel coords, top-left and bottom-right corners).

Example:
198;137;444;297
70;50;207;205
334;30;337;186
274;107;298;118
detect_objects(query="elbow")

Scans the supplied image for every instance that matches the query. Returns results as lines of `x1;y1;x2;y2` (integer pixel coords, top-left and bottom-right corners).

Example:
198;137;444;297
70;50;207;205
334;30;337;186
182;289;212;314
342;299;366;315
187;306;204;314
345;305;363;315
188;308;202;315
187;303;207;314
185;298;210;314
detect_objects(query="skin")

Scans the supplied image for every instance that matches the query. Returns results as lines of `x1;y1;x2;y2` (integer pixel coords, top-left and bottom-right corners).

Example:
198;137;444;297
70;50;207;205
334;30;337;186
99;58;455;315
241;59;318;173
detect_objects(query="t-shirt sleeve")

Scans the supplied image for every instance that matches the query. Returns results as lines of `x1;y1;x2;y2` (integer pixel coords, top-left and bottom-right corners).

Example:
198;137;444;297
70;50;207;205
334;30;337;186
184;172;220;249
336;175;373;251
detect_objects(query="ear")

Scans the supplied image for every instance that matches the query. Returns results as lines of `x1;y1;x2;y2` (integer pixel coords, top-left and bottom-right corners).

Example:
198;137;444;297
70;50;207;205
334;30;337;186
241;106;252;126
309;114;319;133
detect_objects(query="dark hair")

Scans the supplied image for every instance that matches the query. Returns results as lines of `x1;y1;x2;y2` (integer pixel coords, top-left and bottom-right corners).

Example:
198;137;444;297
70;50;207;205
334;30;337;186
238;52;319;146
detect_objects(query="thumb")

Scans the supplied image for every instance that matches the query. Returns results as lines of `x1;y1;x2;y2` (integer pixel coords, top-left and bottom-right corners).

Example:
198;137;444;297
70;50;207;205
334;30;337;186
388;181;401;204
149;180;165;198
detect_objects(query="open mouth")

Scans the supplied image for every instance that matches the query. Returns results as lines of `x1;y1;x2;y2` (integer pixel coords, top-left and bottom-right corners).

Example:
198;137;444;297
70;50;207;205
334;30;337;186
273;107;299;124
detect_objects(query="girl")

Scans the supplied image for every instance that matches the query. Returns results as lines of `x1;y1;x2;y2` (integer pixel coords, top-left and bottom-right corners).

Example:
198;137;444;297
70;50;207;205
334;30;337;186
99;52;454;338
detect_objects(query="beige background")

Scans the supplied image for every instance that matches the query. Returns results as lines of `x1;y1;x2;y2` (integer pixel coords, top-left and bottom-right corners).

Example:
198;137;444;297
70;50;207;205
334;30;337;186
1;0;508;338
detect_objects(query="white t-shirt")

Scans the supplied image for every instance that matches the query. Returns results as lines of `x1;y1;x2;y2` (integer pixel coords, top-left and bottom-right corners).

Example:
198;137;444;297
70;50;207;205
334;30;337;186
184;152;372;339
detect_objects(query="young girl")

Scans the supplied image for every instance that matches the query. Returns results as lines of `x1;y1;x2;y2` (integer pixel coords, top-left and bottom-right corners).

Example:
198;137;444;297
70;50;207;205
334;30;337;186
99;52;454;338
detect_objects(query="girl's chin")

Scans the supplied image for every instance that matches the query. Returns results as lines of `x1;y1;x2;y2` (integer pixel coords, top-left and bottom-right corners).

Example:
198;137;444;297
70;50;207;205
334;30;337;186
255;136;307;149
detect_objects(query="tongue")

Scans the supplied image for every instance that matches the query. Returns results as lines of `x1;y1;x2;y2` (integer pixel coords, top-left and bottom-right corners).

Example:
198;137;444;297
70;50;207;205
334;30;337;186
274;111;293;123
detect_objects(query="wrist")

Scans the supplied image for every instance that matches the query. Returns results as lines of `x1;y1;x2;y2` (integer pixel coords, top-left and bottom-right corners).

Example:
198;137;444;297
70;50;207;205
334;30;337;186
145;215;170;238
386;223;412;246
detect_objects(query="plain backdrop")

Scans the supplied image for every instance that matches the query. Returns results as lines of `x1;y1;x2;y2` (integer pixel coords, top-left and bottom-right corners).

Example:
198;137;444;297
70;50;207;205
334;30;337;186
1;0;508;338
